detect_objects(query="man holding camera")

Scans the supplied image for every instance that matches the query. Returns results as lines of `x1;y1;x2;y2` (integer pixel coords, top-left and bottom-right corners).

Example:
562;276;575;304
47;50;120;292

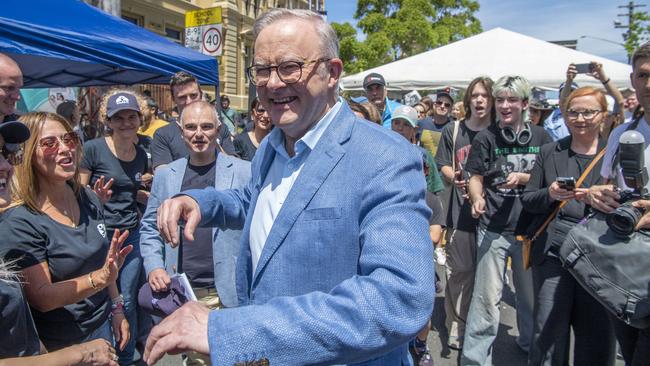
460;75;552;366
587;42;650;366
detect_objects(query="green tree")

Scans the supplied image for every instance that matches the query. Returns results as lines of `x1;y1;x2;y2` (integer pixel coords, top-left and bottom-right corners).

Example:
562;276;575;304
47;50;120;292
332;0;482;75
624;11;650;61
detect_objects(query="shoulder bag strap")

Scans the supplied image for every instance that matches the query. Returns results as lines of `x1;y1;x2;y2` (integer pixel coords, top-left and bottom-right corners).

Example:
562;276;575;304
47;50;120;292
528;145;608;242
451;120;460;172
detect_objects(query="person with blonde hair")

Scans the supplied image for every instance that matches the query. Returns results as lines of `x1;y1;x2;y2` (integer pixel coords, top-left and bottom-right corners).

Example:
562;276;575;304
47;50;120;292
0;118;121;365
0;112;131;353
80;90;148;365
462;75;552;365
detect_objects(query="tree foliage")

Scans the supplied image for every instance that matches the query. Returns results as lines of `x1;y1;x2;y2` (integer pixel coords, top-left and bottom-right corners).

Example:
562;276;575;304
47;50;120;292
624;11;650;61
332;0;482;75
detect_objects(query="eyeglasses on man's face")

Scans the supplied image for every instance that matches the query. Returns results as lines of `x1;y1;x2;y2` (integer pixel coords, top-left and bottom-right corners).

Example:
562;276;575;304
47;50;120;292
246;58;331;87
435;100;451;108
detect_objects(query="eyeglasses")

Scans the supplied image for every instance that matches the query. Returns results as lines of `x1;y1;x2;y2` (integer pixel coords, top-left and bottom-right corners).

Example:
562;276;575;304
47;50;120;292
39;132;79;154
566;109;601;120
435;101;451;108
0;143;24;165
246;58;331;87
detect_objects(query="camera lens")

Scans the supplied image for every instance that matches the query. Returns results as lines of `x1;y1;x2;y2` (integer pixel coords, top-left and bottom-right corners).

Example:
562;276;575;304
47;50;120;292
606;204;643;236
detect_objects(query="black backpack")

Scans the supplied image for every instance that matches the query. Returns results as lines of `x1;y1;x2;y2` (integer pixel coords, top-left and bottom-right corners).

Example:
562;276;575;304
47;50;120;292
559;211;650;329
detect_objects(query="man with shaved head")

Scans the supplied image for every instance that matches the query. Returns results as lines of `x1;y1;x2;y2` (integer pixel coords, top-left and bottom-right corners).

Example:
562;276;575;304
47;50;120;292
140;100;250;365
0;54;23;123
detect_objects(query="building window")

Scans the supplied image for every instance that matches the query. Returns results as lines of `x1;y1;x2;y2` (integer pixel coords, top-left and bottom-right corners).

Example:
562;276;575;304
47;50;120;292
122;12;143;27
165;26;183;44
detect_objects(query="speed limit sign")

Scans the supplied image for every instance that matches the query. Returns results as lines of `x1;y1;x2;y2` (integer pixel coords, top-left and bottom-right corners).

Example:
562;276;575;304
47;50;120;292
202;25;222;56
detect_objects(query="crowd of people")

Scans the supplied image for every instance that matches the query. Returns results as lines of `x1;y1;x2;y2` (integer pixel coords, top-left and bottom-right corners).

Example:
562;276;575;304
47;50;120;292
0;7;648;366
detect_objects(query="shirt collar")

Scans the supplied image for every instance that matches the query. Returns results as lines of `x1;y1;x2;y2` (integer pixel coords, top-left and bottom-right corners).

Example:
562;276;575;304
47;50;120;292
268;98;343;159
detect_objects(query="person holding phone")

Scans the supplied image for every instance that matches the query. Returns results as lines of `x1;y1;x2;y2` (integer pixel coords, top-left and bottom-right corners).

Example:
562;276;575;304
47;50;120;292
521;87;615;366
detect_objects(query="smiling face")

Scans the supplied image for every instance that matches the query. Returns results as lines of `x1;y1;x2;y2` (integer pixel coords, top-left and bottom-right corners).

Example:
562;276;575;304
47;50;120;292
33;119;78;184
0;135;14;207
0;57;22;119
254;17;342;141
433;96;453;117
252;104;272;132
181;104;219;155
566;95;604;139
108;109;141;140
495;91;527;126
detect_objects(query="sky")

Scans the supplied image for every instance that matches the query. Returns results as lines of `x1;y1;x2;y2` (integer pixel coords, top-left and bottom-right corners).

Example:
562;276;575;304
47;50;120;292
324;0;646;64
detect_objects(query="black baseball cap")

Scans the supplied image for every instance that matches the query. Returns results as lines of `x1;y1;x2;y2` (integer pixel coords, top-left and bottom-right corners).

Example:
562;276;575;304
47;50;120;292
0;120;30;144
106;92;141;118
436;91;454;103
363;73;386;89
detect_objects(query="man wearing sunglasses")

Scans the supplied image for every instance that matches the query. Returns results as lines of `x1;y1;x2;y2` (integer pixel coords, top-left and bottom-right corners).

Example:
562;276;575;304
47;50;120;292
363;72;403;128
145;8;434;366
0;54;23;124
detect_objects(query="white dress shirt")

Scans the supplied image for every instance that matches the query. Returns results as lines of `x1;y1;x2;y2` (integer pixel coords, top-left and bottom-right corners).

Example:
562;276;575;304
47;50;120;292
249;100;343;273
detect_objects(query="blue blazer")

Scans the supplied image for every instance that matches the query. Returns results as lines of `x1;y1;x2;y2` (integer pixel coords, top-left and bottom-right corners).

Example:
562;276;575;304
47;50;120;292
186;103;435;366
139;154;251;308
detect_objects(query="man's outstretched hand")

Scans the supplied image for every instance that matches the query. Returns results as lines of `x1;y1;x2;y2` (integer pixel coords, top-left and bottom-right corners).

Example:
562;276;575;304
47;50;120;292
156;195;202;247
144;301;211;365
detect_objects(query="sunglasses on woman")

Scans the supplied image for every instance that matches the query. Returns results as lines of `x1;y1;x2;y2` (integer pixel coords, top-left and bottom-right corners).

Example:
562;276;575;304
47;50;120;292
39;132;79;154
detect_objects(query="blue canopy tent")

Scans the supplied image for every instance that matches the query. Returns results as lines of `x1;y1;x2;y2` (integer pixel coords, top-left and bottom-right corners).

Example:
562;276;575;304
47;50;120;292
0;0;219;88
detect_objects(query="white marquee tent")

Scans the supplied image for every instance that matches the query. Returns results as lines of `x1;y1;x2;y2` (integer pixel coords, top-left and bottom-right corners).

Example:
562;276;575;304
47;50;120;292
341;28;632;91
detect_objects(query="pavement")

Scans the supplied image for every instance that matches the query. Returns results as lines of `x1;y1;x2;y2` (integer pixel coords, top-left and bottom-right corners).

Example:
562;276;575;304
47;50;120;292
143;265;625;366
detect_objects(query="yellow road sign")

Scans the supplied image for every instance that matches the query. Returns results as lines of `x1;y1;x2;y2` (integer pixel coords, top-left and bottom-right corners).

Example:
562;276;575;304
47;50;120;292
185;7;222;28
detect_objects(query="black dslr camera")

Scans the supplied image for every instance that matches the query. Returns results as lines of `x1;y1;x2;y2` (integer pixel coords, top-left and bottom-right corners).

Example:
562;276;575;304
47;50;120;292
605;130;649;236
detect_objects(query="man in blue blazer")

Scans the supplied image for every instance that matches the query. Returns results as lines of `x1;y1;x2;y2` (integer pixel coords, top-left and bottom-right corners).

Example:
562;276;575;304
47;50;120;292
144;9;435;366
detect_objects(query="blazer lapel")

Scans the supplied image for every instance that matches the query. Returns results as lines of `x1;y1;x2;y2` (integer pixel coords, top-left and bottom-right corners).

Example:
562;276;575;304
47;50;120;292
251;106;353;285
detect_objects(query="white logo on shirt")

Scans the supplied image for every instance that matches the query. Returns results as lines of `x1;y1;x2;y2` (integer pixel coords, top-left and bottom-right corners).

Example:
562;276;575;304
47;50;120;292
135;172;142;182
116;96;129;105
97;223;107;238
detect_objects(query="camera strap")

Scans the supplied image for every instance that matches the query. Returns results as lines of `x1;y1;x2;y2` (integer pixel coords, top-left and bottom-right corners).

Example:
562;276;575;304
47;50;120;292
518;145;607;268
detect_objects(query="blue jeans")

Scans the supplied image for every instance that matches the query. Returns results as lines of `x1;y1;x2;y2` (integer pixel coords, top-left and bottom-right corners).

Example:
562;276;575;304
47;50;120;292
81;317;114;345
460;227;534;366
109;228;142;366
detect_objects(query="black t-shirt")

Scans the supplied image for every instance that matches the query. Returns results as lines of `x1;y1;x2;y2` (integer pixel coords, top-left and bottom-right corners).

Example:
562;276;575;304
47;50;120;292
151;122;237;168
0;280;40;357
465;124;552;232
0;188;111;349
81;138;148;230
137;134;153;172
435;121;480;231
180;160;216;289
233;132;258;162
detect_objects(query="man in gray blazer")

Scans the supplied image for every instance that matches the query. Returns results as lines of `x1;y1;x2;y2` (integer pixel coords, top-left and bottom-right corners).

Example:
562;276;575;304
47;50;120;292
140;100;250;308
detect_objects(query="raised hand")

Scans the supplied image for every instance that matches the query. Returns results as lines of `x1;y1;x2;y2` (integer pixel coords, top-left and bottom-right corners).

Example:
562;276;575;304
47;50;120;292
156;195;202;247
93;229;133;288
93;176;114;204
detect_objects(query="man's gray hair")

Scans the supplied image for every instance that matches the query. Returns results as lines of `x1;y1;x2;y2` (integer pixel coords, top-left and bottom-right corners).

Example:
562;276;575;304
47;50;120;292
253;9;339;59
179;100;221;127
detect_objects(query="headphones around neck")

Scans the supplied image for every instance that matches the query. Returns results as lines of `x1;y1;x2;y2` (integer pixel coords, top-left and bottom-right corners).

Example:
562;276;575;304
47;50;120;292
500;122;532;146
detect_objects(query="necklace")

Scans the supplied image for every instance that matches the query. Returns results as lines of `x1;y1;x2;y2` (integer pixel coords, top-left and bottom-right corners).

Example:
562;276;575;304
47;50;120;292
42;189;78;228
